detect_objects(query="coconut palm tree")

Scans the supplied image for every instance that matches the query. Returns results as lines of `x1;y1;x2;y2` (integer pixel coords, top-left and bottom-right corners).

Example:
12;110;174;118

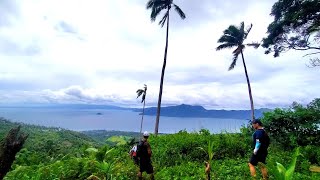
216;22;259;121
136;84;147;135
146;0;186;135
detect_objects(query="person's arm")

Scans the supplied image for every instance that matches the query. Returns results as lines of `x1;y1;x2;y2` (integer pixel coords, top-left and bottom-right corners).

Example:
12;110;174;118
254;139;261;155
146;142;152;157
253;130;263;154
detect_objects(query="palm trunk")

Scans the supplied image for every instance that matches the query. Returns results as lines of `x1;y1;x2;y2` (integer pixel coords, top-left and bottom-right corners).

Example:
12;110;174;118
240;50;255;120
140;100;146;136
155;9;170;136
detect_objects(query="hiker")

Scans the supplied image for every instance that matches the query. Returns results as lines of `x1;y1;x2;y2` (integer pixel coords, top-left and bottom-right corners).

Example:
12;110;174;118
137;131;154;180
248;119;270;179
129;144;138;165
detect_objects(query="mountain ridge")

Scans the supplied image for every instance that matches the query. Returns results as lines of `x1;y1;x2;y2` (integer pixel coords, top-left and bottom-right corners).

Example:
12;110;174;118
133;104;271;119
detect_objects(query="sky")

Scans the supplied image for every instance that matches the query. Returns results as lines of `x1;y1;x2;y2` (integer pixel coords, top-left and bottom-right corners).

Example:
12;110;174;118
0;0;319;110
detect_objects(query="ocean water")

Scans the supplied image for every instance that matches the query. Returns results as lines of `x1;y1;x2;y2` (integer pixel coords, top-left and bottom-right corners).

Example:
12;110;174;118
0;107;248;134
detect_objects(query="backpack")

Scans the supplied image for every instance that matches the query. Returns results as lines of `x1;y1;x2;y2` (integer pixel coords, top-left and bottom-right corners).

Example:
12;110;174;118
254;129;270;150
263;129;270;148
136;140;148;158
129;145;139;165
129;145;137;158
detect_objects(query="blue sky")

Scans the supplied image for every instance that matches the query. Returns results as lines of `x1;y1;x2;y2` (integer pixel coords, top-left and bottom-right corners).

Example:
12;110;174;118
0;0;319;109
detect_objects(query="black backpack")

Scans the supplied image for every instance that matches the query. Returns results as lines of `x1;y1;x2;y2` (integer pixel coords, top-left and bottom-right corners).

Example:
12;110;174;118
263;129;270;148
136;140;148;158
255;129;270;149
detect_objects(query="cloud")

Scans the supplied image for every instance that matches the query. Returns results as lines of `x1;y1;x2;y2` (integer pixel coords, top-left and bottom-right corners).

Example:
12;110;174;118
0;0;20;27
54;21;78;34
0;0;319;109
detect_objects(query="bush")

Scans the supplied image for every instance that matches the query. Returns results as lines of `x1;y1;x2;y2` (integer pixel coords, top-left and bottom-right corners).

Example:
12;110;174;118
261;99;320;148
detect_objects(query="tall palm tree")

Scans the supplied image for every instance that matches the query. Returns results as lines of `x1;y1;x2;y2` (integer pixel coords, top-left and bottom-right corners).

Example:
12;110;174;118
136;84;147;135
146;0;186;136
216;22;259;121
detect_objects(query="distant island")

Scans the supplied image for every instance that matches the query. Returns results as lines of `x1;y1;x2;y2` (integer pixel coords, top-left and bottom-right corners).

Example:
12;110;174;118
133;104;271;119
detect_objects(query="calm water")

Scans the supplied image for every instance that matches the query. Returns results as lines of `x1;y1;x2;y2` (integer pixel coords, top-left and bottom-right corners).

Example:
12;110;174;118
0;107;248;134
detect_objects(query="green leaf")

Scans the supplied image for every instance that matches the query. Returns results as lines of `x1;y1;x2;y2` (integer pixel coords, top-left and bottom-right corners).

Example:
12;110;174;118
276;162;286;178
285;147;301;180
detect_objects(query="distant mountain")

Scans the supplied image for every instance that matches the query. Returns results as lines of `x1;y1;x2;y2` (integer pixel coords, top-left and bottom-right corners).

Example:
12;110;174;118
0;103;128;110
133;104;271;119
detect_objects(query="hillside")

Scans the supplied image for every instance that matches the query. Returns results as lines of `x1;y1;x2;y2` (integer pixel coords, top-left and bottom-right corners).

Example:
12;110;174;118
82;130;141;144
0;118;100;156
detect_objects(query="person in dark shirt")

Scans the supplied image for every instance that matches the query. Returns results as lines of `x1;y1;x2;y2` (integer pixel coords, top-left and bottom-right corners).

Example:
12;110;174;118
248;119;270;179
137;131;154;180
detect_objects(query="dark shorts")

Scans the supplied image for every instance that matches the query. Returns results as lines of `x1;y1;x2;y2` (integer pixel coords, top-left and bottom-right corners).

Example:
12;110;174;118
249;152;268;166
139;160;153;174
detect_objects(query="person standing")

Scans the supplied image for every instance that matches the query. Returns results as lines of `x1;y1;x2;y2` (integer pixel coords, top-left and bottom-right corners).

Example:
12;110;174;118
248;119;270;179
137;131;154;180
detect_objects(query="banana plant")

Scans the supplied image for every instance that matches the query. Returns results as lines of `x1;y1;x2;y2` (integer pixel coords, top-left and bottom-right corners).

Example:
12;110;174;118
275;147;301;180
85;147;116;179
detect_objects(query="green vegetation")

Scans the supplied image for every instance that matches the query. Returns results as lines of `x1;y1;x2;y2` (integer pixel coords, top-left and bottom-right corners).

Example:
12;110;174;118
1;99;320;179
81;130;140;144
262;0;320;59
1;1;320;178
275;147;301;180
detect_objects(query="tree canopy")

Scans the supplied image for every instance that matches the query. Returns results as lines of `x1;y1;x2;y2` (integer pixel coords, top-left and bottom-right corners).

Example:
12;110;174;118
262;0;320;58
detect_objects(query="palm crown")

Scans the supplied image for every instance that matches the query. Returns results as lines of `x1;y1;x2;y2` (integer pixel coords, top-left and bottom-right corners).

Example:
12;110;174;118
146;0;186;27
136;84;147;103
216;22;259;70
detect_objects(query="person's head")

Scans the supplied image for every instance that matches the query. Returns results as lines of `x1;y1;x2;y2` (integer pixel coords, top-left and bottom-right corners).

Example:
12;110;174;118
251;119;262;129
143;131;150;139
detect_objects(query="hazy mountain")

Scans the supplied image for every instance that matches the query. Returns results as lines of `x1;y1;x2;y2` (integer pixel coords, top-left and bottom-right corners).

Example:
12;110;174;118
133;104;271;119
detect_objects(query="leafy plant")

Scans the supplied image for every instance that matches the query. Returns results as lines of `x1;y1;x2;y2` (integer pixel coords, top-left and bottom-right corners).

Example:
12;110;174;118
274;147;301;180
198;140;214;164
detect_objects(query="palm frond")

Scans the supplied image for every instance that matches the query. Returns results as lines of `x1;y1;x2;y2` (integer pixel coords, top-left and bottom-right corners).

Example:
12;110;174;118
239;22;245;40
223;25;240;37
146;0;166;9
229;52;240;71
159;11;169;27
137;84;147;103
228;46;242;70
246;42;260;48
150;4;168;21
243;23;253;40
232;45;244;54
141;94;146;103
146;0;154;9
173;4;186;19
136;89;144;98
216;43;237;51
217;34;238;44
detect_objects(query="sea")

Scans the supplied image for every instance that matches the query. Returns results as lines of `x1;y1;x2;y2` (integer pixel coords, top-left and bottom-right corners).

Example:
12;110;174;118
0;107;248;134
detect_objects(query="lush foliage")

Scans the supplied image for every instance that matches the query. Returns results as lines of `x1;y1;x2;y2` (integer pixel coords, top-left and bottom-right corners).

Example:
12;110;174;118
275;147;302;180
2;98;320;179
262;0;320;58
261;99;320;149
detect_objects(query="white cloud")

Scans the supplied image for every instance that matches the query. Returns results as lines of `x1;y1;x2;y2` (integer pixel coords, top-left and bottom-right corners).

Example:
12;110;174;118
0;0;319;109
